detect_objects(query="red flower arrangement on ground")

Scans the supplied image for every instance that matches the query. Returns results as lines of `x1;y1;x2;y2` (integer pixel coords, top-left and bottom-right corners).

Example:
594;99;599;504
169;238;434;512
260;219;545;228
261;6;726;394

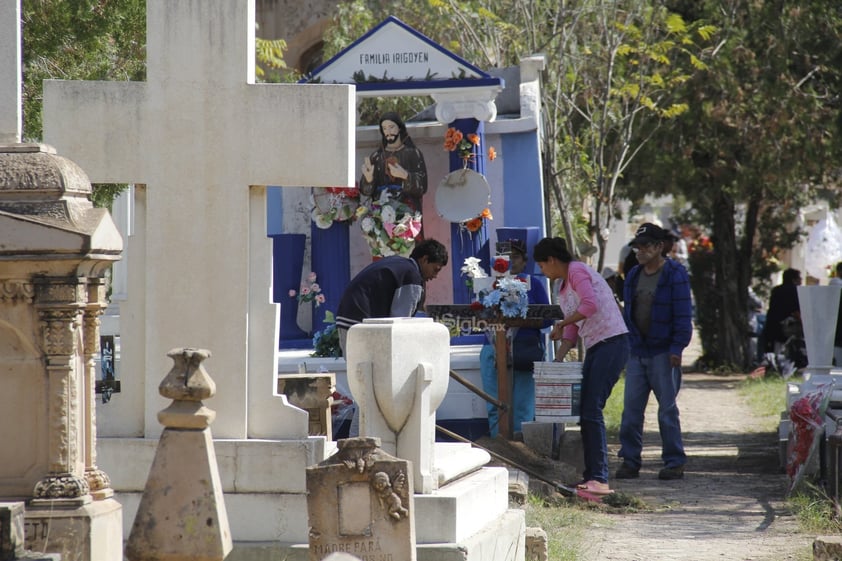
786;384;832;492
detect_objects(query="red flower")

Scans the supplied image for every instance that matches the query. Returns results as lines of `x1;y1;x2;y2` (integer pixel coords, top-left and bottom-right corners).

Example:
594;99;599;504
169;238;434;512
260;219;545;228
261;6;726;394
493;258;510;273
470;301;484;310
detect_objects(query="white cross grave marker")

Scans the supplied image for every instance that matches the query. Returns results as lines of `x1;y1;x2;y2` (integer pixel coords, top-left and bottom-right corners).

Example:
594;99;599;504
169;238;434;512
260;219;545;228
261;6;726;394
43;0;355;439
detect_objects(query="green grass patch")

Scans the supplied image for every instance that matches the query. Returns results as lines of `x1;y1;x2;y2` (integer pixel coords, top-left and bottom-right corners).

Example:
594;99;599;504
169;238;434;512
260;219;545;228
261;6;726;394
788;482;842;534
737;374;799;432
604;375;625;436
524;494;607;561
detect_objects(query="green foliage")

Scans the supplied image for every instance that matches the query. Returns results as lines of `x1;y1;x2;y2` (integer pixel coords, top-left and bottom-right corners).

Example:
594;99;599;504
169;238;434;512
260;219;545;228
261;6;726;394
21;0;147;141
624;1;842;367
255;37;290;83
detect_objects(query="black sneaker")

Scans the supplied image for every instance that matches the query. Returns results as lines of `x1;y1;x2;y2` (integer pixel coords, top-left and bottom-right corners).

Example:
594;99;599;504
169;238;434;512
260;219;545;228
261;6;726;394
615;463;640;479
658;465;685;480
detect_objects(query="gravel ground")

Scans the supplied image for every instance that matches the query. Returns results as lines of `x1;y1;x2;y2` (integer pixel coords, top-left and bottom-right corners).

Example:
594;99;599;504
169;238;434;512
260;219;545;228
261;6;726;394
581;372;814;561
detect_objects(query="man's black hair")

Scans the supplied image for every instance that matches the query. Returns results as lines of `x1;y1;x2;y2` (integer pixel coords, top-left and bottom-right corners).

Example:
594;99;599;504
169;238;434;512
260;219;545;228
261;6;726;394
410;239;448;266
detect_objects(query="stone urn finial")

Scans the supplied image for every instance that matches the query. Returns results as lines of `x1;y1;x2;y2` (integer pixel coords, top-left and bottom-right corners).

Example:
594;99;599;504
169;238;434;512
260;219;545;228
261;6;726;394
157;347;217;429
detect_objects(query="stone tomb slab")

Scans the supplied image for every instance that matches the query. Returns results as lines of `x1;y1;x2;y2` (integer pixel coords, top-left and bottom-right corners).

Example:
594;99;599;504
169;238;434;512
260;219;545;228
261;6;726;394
307;437;415;561
0;502;24;561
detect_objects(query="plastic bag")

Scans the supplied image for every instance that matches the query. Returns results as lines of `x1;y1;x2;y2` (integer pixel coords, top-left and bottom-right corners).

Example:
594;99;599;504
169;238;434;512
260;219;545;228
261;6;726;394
804;214;842;281
786;382;832;494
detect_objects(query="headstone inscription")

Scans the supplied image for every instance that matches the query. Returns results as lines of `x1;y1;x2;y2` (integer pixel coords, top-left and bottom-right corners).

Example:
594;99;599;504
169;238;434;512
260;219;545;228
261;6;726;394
307;437;415;561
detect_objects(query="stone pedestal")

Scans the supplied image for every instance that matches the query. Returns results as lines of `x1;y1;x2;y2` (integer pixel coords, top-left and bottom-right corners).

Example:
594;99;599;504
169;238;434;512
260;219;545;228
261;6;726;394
126;349;231;561
798;285;842;379
25;498;122;561
0;143;123;561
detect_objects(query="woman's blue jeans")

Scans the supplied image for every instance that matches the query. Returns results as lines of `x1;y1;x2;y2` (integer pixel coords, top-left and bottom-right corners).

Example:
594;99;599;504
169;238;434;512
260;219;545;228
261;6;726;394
618;352;686;470
580;334;629;483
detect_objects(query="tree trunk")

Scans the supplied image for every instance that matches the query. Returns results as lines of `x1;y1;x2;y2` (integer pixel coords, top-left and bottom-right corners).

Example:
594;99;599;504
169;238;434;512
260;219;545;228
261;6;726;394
712;190;748;369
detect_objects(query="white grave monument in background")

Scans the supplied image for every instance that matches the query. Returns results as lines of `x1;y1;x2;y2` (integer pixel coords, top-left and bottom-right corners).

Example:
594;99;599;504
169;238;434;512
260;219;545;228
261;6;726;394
42;0;355;550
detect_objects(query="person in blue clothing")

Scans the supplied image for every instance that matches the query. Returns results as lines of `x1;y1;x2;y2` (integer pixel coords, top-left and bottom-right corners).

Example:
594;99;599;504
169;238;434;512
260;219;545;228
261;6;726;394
617;223;693;481
479;239;550;438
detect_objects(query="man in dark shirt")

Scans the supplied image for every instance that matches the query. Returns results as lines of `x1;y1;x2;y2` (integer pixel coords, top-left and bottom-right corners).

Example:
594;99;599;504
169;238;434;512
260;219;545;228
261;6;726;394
336;239;448;354
618;223;693;481
762;268;802;355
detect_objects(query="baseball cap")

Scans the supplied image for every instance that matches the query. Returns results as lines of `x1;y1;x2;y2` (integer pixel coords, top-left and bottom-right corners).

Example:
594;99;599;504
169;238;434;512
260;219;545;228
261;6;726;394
630;223;667;247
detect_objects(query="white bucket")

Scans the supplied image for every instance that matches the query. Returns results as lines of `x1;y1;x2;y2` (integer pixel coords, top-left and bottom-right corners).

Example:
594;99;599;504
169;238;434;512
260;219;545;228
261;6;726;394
534;362;582;421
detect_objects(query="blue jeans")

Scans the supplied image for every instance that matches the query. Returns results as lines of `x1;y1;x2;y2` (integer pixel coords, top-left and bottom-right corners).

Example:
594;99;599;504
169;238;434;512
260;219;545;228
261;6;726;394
580;334;629;484
619;352;686;470
480;344;535;437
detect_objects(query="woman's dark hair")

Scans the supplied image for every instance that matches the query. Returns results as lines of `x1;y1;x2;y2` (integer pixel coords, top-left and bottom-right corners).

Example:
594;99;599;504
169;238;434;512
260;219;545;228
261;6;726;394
782;268;801;284
411;238;449;266
533;237;573;263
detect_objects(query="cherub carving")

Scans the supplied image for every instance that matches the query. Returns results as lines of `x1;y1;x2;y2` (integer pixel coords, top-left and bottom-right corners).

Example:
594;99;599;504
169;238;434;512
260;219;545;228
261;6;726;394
371;471;408;521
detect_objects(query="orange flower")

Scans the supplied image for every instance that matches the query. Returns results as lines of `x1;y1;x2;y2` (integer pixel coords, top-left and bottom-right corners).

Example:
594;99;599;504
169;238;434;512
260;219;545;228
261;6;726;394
480;208;493;220
467;133;480;145
465;218;484;232
487;147;497;161
443;127;464;151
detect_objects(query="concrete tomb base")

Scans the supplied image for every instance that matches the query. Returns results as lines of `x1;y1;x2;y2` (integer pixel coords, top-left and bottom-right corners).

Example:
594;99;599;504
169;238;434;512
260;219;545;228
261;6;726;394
224;465;524;561
24;498;122;561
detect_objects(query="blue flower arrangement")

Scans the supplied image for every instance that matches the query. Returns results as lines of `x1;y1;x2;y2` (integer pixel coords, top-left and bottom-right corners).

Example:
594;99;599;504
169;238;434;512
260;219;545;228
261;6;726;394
311;311;342;358
481;276;529;319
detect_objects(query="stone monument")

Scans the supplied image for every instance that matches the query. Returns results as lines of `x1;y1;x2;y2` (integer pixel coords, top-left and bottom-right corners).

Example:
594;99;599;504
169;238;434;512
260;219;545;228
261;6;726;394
126;348;231;561
40;0;355;549
344;318;525;560
307;437;415;561
1;4;123;556
0;142;124;561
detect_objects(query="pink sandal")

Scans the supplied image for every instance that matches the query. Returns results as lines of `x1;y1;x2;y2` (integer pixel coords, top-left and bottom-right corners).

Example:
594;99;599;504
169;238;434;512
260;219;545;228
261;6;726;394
576;480;614;496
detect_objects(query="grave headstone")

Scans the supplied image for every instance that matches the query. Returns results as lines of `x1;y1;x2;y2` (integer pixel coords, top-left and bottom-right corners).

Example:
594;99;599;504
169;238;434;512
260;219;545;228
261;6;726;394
307;437;415;561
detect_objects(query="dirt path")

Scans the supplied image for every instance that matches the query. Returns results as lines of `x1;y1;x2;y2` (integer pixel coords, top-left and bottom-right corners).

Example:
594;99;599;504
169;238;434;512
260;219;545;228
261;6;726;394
582;372;813;561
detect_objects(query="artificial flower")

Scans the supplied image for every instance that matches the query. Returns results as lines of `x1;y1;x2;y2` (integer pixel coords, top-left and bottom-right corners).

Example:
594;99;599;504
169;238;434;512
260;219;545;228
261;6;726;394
481;276;529;319
311;186;361;229
290;273;325;307
443;127;496;168
358;191;422;258
493;257;510;274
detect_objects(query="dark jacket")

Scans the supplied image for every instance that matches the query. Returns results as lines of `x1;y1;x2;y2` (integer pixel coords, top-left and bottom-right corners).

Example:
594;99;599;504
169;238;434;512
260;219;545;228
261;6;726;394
762;282;800;347
336;256;424;330
623;259;693;358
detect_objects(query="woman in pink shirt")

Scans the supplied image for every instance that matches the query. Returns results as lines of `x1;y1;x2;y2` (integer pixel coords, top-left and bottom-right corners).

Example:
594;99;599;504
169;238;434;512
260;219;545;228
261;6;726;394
534;237;629;496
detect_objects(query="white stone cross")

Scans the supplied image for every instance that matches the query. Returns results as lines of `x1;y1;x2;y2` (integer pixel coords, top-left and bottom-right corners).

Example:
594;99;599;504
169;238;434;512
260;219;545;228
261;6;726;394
0;0;21;144
43;0;355;439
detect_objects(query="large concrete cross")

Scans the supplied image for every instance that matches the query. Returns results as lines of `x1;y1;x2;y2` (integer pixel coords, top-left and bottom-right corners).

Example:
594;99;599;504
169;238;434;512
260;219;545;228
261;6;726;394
43;0;355;439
